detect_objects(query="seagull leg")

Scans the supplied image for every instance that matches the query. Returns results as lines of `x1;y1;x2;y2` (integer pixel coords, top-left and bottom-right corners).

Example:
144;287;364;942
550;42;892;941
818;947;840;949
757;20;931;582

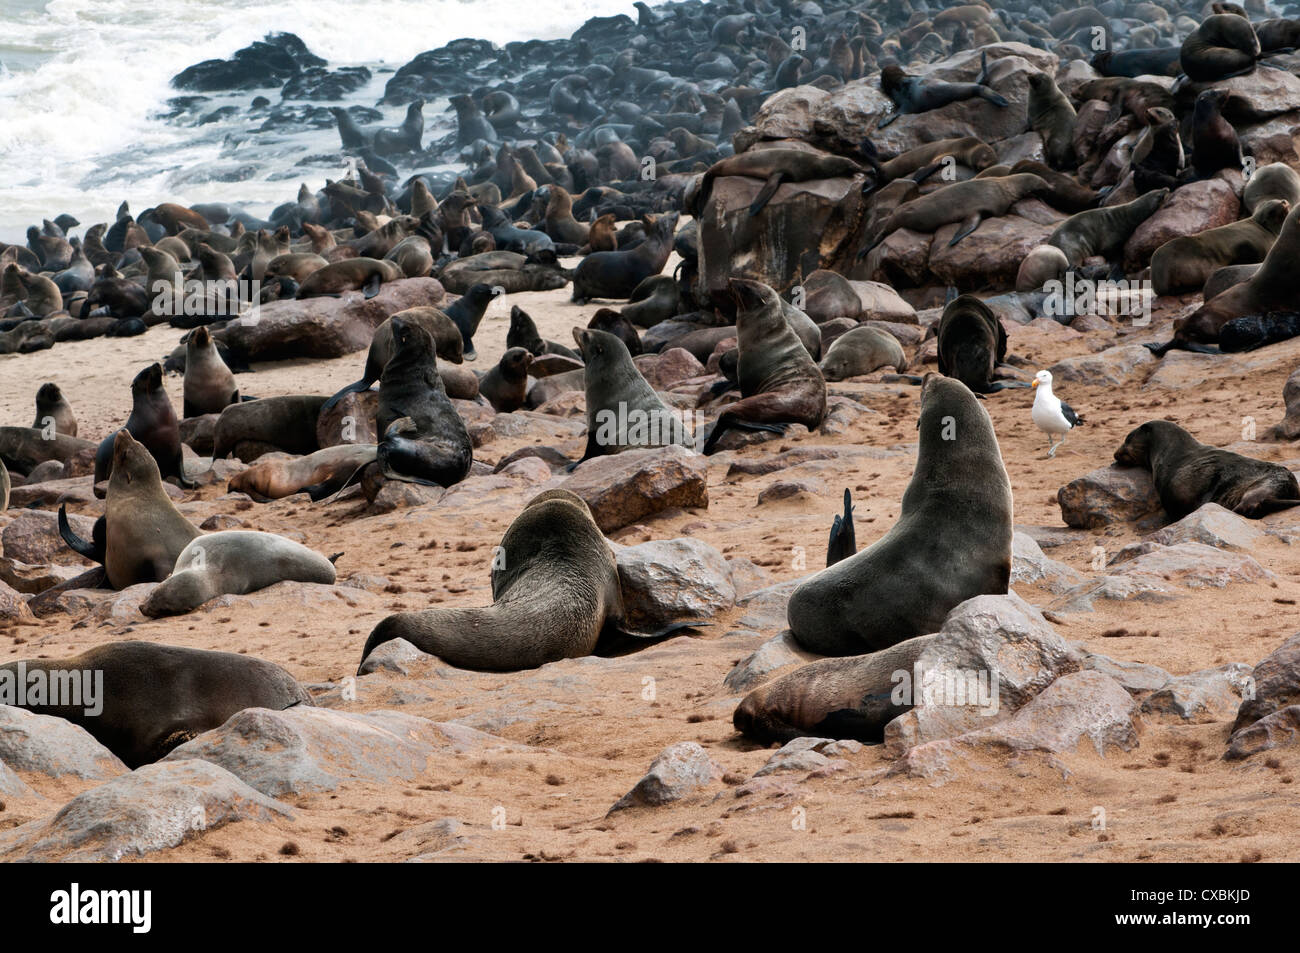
1047;436;1059;458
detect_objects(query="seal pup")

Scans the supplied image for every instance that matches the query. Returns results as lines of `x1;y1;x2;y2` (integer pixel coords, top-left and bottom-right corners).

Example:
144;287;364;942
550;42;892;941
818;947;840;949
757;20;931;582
33;382;77;437
321;306;464;412
573;327;692;464
375;317;472;486
444;283;504;360
295;258;402;299
785;375;1013;656
60;431;202;588
93;363;192;490
507;304;580;359
818;325;908;380
1114;421;1300;519
0;642;311;768
1218;310;1300;352
701;279;827;454
826;488;856;567
141;532;338;617
182;326;239;418
878;51;1009;127
478;347;534;412
357;489;699;672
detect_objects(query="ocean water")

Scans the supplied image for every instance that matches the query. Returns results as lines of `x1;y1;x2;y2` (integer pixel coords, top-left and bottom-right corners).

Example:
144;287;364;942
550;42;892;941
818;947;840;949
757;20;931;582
0;0;638;240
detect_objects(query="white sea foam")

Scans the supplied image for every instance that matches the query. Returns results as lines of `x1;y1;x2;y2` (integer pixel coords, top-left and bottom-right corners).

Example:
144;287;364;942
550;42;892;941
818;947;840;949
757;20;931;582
0;0;636;239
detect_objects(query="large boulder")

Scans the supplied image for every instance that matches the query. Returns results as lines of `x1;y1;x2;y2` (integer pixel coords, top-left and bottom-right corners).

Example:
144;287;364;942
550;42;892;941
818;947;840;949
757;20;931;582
1057;465;1165;528
1123;179;1239;271
561;445;708;532
613;538;735;628
927;215;1054;290
218;278;444;361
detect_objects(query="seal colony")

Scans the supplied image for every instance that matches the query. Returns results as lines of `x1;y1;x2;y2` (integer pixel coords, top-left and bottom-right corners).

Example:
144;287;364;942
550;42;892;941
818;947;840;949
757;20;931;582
6;0;1300;861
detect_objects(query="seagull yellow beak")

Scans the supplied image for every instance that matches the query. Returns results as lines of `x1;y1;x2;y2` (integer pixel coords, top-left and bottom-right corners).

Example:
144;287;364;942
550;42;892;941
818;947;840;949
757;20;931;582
1032;379;1039;388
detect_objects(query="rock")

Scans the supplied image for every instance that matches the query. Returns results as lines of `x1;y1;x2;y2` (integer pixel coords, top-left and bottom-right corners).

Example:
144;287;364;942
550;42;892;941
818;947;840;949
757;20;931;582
0;705;127;780
0;579;35;625
281;64;372;100
1048;344;1155;387
883;592;1078;754
863;226;931;287
1140;664;1254;723
1057;465;1164;528
562;445;708;532
748;85;829;142
171;32;324;91
698;146;869;301
1232;632;1300;733
1225;705;1300;760
0;760;292;862
218;278;444;362
725;557;773;598
1115;542;1273;589
5;475;97;509
1075;650;1173;695
1011;531;1086;593
734;579;803;631
634;348;705;390
758;478;826;503
610;741;715;810
162;707;506;796
723;630;820;693
1;509;95;566
753;737;849;777
355;638;449;677
613;538;735;629
317;390;379;448
1270;366;1300;440
1049;572;1180;613
928;215;1054;289
1124;179;1239;271
368;478;445;512
1143;503;1266;551
1178;66;1300;123
178;413;220;456
528;353;584;377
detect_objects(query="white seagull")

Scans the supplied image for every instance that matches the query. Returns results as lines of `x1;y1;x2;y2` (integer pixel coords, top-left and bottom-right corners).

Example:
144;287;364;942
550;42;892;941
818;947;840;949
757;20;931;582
1032;369;1083;457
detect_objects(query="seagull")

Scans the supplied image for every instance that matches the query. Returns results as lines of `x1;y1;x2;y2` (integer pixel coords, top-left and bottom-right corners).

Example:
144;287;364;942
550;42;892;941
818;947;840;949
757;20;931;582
1032;369;1083;457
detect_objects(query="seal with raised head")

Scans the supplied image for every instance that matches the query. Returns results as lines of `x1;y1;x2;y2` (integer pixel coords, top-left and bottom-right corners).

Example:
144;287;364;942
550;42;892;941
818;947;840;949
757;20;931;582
1114;420;1300;518
1026;70;1077;170
141;531;338;617
0;641;311;768
375;317;472;486
1150;198;1288;295
701;278;827;454
60;430;202;588
93;363;192;490
818;325;907;380
786;374;1013;655
183;325;240;418
357;489;698;672
506;304;580;359
444;283;504;360
571;212;679;304
33;382;77;437
1047;188;1168;266
573;327;692;464
321;306;464;412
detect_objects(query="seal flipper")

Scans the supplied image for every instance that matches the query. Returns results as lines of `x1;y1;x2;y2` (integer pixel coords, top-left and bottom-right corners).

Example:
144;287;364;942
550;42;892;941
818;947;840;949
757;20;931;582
826;488;856;566
58;505;106;565
594;620;709;658
748;172;790;217
702;418;786;454
1236;489;1300;519
362;273;382;299
948;212;983;245
321;378;373;413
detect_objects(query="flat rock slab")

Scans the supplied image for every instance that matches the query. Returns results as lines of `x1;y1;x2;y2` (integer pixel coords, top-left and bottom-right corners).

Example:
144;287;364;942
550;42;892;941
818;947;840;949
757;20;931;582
562;445;708;533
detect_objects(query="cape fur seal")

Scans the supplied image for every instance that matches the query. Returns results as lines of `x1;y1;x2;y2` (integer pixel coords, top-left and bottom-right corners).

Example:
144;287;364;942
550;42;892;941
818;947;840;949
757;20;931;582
212;395;327;461
1114;420;1300;518
878;51;1009;127
571;212;679;304
444;283;505;360
573;327;692;463
1218;310;1300;352
33;382;76;437
1047;188;1168;267
1150;199;1288;295
321;306;464;412
701;279;827;454
479;347;534;412
228;443;378;501
375;317;472;486
183;326;240;418
296;258;403;299
61;430;202;588
693;149;867;217
786;375;1013;655
1026;71;1077;170
93;363;192;491
141;531;338;617
863;174;1048;254
826;487;856;566
936;294;1021;394
357;489;698;672
818;325;908;380
1180;12;1260;82
0;642;311;768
